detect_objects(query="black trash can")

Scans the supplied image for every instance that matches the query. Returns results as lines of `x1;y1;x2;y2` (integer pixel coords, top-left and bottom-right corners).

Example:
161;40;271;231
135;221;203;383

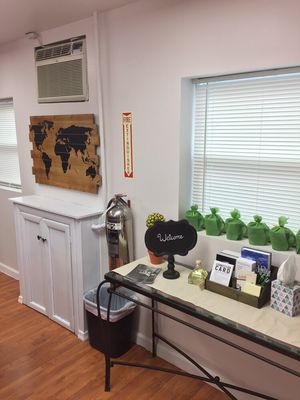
84;283;137;358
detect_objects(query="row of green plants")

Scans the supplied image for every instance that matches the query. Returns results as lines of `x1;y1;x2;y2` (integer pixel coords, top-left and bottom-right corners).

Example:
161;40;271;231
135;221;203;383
146;207;300;253
186;206;300;252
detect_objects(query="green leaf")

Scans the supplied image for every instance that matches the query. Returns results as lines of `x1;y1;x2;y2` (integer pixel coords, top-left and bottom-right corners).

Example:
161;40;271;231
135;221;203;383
254;215;262;223
278;216;288;227
230;208;240;219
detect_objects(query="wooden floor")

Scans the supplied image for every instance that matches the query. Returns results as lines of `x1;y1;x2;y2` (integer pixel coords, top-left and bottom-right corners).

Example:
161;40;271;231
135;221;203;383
0;273;228;400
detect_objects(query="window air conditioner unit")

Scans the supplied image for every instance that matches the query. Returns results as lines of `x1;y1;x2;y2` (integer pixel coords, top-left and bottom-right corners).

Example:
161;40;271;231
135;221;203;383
35;36;88;103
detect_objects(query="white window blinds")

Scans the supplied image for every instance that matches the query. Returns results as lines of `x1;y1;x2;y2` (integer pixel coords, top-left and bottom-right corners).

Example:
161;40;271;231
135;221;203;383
192;71;300;231
0;98;21;188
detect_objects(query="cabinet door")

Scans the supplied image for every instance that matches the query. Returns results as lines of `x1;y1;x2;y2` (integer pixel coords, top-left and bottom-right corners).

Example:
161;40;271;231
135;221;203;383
19;212;48;315
42;219;74;331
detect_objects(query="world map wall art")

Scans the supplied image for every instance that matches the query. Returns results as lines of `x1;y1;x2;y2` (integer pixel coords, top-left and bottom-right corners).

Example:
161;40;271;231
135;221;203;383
29;114;101;193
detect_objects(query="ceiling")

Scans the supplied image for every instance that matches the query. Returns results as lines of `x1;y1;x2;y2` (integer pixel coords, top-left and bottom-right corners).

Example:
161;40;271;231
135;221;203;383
0;0;137;46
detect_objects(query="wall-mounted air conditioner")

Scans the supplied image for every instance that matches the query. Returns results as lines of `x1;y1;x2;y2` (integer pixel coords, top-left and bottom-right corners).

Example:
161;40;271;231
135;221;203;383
35;36;88;103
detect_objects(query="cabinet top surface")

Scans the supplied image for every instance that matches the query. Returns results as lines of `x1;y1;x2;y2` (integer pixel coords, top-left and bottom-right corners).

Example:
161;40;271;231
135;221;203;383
10;195;103;219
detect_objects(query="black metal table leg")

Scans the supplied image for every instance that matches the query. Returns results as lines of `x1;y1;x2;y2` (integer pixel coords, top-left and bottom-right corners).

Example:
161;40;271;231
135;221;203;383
152;299;157;357
105;284;114;391
96;280;115;392
104;354;111;391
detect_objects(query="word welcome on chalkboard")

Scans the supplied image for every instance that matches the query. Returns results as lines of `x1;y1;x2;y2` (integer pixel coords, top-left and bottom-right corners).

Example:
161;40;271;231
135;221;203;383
145;220;197;279
145;219;197;257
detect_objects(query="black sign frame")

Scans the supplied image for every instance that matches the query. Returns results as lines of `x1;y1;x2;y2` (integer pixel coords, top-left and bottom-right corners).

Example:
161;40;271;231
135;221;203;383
144;219;197;279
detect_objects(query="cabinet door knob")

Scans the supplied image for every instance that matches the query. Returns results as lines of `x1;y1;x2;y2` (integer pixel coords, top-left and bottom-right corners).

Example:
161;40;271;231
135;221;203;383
37;235;47;242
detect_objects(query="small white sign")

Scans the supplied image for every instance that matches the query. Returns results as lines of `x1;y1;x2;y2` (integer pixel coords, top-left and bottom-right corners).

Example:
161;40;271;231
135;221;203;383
122;112;133;178
209;260;234;287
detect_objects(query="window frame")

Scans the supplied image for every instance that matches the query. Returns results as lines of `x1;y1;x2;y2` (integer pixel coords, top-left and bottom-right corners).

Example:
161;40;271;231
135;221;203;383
188;67;300;232
0;97;21;190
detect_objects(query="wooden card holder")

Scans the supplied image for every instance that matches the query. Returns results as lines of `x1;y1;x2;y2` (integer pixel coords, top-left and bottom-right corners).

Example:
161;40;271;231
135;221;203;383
205;267;278;309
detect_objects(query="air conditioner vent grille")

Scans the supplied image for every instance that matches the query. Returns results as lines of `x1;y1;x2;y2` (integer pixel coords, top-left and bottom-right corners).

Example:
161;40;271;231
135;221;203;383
37;59;83;98
36;43;72;61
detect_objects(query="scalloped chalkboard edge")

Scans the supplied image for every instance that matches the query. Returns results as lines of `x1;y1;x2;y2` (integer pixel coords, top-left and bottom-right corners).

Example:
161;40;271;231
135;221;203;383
144;219;198;257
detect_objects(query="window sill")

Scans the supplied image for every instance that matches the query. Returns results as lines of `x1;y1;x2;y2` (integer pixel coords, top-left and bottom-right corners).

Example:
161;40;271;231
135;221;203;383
0;185;22;194
177;230;300;281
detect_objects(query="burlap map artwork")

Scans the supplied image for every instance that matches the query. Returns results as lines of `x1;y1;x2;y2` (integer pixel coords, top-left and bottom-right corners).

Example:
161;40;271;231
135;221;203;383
29;114;101;193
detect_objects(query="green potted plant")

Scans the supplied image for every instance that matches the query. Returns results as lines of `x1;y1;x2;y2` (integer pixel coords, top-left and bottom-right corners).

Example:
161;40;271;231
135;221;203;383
146;212;165;264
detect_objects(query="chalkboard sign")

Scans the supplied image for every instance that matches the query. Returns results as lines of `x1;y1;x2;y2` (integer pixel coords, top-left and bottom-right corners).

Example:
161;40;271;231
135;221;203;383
145;220;197;279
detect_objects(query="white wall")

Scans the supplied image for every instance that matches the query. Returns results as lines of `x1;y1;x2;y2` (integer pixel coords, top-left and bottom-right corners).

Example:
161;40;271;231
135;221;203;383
98;0;300;398
0;0;299;398
0;16;106;274
100;0;300;260
2;0;300;272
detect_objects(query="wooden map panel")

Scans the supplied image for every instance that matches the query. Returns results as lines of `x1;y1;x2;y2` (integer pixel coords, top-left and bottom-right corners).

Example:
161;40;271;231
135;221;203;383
29;114;101;193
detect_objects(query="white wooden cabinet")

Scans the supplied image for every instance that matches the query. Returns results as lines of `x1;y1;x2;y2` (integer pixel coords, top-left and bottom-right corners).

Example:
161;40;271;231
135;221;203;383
11;195;102;340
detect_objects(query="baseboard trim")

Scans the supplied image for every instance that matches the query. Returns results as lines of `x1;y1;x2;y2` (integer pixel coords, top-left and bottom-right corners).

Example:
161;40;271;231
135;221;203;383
135;331;220;386
77;329;88;342
0;262;19;280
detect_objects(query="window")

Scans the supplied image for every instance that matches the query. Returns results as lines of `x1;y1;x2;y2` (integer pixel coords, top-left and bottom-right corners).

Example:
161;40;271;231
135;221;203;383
0;98;21;189
191;69;300;231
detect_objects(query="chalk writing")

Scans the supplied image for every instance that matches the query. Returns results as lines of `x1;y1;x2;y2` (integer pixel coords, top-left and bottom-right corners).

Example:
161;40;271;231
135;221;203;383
157;233;184;242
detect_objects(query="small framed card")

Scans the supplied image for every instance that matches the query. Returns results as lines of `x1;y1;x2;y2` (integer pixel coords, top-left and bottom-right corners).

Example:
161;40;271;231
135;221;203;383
209;260;234;287
235;270;257;284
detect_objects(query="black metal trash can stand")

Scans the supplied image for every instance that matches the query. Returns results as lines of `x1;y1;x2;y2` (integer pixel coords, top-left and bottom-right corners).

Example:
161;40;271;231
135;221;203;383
84;284;137;358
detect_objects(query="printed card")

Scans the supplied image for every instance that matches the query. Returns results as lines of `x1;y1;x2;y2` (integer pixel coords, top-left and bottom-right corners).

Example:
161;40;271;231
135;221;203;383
235;270;257;284
209;260;234;287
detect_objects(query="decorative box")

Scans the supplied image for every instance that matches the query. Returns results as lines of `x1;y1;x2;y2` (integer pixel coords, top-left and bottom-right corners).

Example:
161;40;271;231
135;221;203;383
271;280;300;317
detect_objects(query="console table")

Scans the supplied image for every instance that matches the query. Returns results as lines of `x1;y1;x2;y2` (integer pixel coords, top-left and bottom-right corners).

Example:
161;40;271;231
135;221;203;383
101;258;300;400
